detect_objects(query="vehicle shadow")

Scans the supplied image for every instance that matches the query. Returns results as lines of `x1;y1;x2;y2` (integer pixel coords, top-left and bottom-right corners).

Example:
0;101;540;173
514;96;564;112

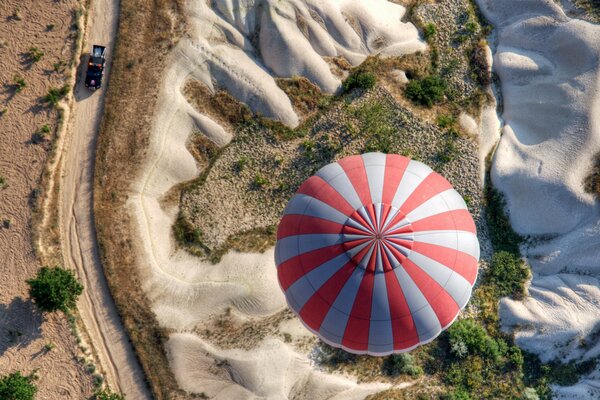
74;54;95;102
0;297;43;357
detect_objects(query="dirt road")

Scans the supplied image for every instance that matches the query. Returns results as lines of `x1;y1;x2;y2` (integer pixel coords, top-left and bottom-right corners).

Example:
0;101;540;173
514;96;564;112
59;0;151;398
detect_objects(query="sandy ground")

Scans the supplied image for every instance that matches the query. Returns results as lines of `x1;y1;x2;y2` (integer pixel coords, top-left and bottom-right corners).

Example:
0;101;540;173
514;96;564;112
0;0;94;398
126;0;427;398
51;0;151;397
475;0;600;397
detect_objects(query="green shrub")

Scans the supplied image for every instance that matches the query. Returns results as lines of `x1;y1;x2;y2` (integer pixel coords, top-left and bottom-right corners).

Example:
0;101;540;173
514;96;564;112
27;266;83;313
437;114;456;128
27;47;44;62
234;156;249;172
46;24;55;31
484;183;523;254
447;319;503;360
405;75;446;107
342;70;377;92
0;371;37;400
423;23;437;41
44;85;70;107
487;251;529;299
383;353;423;377
94;387;125;400
0;175;6;189
14;76;26;92
252;174;268;188
441;389;472;400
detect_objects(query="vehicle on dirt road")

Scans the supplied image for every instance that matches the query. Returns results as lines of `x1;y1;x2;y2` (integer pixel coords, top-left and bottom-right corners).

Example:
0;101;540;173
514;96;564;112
85;45;106;90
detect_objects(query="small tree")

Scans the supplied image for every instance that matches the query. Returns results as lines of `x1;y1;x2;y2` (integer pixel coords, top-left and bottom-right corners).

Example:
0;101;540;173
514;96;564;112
27;266;83;313
0;371;37;400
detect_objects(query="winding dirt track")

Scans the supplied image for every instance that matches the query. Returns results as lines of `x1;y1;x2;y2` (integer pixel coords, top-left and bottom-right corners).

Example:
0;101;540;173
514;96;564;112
59;0;150;398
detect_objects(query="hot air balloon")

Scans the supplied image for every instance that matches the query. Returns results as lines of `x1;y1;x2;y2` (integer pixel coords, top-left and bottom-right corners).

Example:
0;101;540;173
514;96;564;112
275;153;479;355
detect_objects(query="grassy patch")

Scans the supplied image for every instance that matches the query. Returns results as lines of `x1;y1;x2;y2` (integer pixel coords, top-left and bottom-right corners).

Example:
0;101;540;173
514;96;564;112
484;178;523;254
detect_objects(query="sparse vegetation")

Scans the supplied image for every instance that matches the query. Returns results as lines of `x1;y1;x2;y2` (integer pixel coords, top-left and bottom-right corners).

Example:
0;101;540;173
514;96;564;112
44;85;70;107
14;76;26;92
423;22;437;41
46;23;55;31
94;387;125;400
484;180;523;254
0;371;37;400
27;266;83;313
0;175;6;189
27;47;44;62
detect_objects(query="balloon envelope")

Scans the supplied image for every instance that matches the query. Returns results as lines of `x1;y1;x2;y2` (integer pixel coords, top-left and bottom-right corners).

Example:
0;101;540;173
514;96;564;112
275;153;479;355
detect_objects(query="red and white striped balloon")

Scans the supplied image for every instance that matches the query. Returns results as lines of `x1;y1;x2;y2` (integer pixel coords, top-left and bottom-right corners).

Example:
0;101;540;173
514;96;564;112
275;153;479;355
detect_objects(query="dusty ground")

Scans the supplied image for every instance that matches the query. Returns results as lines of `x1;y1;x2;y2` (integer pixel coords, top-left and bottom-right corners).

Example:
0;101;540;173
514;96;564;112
0;0;93;398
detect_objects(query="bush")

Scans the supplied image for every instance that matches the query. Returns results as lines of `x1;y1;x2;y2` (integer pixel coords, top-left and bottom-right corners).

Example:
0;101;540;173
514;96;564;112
383;353;423;377
405;75;446;107
441;389;471;400
342;70;377;92
44;85;70;107
252;174;268;188
27;47;44;62
0;371;37;400
27;266;83;313
14;76;26;92
423;23;436;41
487;251;529;299
95;387;125;400
447;319;502;360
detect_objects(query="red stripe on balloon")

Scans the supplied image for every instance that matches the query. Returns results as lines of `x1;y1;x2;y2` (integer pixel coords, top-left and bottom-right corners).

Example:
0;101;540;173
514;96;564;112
338;155;372;207
278;244;346;290
341;271;375;351
382;154;410;204
402;258;459;327
277;215;344;239
385;269;420;349
297;175;355;216
411;241;478;285
399;172;453;215
298;262;356;331
410;209;476;233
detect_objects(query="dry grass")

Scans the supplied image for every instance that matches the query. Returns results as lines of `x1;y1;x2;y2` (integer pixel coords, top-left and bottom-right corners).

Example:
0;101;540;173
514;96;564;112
93;0;194;399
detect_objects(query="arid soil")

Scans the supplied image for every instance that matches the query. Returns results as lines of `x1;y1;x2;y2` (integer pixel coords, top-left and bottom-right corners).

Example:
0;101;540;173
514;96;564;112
0;0;93;398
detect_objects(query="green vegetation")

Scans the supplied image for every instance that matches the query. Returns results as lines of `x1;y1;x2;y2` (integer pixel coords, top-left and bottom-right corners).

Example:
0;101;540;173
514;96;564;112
27;266;83;313
486;251;530;299
44;85;70;107
0;371;37;400
423;23;437;41
383;353;423;377
342;70;377;92
94;388;125;400
0;175;6;189
14;76;26;92
484;181;523;254
584;153;600;199
33;124;51;144
27;47;44;62
405;75;446;107
448;318;505;360
46;23;55;31
252;174;269;189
